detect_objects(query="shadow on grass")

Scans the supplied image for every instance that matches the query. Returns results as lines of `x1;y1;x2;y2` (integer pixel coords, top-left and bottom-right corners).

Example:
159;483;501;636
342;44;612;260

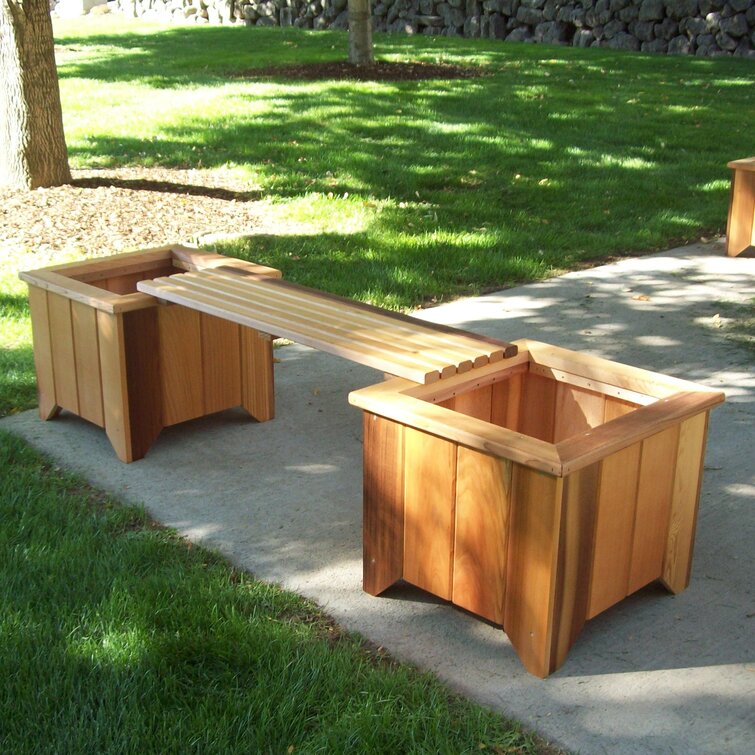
52;24;754;306
55;24;754;86
0;430;539;752
0;344;36;417
71;175;264;202
57;34;750;285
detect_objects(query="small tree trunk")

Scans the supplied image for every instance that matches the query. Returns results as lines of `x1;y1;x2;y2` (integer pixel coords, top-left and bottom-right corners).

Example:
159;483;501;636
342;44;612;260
348;0;374;66
0;0;71;189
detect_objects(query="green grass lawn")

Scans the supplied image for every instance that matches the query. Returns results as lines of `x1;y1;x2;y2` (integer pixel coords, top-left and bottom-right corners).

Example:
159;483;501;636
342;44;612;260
2;16;754;752
51;17;754;308
0;432;541;753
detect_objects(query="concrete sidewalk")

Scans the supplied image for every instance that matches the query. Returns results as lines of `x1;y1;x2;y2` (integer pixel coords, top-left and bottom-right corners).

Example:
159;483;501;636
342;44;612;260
3;240;754;754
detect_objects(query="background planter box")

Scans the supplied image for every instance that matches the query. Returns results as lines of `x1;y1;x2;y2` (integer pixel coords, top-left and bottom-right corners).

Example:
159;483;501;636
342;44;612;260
20;245;281;462
349;340;724;677
726;157;755;257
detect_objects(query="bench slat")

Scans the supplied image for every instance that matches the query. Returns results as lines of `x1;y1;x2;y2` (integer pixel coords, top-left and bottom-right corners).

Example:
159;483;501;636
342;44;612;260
257;277;510;361
261;276;518;359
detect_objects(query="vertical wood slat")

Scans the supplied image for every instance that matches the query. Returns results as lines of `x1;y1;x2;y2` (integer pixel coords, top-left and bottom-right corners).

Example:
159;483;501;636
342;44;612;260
97;311;132;462
553;384;606;443
518;372;557;442
627;426;679;594
491;372;523;431
363;414;405;596
71;300;104;427
551;463;600;671
726;166;755;256
122;309;163;462
159;305;204;426
47;292;79;415
201;314;242;415
452;384;492;422
403;427;457;600
452;447;511;625
504;466;563;678
662;412;709;593
604;396;639;422
240;326;275;422
26;286;59;420
587;442;642;619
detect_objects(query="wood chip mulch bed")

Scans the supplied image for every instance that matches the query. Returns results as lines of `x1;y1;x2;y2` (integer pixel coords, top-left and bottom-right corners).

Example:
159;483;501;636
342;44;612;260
232;61;485;81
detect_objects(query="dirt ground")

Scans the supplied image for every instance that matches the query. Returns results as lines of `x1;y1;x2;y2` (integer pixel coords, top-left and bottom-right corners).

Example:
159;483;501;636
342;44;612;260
1;61;482;260
232;60;484;81
0;167;267;259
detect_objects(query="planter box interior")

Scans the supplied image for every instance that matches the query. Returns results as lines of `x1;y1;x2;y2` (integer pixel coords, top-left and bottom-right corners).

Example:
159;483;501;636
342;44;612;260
349;339;724;676
20;245;281;462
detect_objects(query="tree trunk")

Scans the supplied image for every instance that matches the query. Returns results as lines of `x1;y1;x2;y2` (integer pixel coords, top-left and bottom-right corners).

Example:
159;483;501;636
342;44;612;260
0;0;71;189
348;0;374;66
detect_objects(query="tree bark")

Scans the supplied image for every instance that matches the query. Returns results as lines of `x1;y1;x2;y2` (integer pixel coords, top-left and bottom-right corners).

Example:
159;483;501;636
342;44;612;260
348;0;374;66
0;0;71;189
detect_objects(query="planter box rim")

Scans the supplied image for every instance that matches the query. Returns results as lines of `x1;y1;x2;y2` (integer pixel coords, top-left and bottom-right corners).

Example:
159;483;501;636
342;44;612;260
348;339;725;477
19;243;282;313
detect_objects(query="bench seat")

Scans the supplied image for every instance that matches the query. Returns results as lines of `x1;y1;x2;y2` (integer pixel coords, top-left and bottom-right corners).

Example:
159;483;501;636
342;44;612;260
138;269;517;385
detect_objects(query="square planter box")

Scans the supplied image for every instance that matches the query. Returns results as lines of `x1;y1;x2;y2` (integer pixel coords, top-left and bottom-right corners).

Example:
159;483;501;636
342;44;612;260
20;245;281;462
726;157;755;257
349;340;724;677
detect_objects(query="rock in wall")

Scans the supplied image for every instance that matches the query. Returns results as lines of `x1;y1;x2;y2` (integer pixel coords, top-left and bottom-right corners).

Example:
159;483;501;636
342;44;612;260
100;0;755;57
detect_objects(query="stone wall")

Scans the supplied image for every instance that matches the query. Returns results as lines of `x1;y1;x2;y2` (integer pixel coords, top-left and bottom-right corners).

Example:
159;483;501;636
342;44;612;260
103;0;755;57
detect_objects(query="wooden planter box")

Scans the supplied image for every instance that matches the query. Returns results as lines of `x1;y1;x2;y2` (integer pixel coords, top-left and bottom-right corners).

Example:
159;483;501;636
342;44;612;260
20;245;281;462
726;157;755;257
349;340;724;677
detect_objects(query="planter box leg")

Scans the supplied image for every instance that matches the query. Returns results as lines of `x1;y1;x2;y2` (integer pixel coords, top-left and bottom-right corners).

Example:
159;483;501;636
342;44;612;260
727;166;755;257
661;412;709;594
98;310;163;463
241;327;275;423
27;287;60;421
504;465;599;678
363;414;404;596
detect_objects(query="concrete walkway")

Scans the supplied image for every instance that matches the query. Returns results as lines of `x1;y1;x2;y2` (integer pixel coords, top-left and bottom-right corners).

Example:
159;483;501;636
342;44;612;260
4;240;754;754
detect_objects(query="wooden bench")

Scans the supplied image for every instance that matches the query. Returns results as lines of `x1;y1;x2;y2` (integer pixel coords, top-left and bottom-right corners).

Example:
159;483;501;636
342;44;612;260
22;249;723;678
21;245;516;462
726;157;755;257
136;269;517;385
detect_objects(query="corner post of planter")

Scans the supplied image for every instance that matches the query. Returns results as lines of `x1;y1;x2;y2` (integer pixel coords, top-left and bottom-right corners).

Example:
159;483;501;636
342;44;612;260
240;327;275;423
661;411;710;594
504;463;599;678
97;308;163;463
362;413;405;596
26;285;60;421
726;158;755;257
